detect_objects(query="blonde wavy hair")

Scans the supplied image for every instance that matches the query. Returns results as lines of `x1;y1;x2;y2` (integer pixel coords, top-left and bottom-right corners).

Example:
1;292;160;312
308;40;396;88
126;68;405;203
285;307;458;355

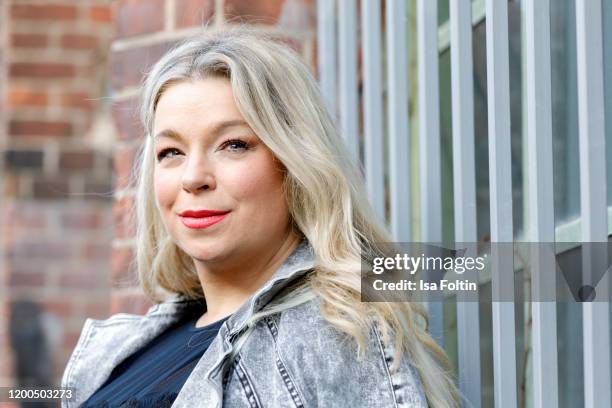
132;25;460;407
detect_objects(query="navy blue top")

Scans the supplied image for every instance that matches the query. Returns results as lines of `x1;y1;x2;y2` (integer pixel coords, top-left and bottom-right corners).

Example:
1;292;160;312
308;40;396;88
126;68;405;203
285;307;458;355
82;305;229;408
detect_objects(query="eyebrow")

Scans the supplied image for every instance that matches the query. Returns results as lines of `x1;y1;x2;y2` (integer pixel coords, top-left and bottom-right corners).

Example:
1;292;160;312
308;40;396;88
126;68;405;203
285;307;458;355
154;119;251;141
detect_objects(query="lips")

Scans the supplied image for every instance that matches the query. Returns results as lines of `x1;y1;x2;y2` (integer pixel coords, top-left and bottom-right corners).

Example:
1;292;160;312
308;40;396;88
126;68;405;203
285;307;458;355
179;209;230;217
178;209;231;229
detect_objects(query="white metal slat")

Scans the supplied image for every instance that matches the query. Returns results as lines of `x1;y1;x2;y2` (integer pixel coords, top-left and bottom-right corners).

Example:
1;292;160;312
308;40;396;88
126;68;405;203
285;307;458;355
386;0;411;242
338;0;360;167
449;1;482;407
525;1;559;407
575;0;612;407
361;0;385;222
316;0;337;120
485;0;518;407
417;0;444;347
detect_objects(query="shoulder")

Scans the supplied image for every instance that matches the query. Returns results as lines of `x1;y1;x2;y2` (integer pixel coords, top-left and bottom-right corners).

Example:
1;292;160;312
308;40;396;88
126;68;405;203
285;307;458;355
269;297;428;407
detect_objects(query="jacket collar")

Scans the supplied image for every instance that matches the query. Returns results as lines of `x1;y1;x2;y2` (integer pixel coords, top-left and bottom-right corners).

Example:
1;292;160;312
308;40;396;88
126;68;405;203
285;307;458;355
148;237;316;333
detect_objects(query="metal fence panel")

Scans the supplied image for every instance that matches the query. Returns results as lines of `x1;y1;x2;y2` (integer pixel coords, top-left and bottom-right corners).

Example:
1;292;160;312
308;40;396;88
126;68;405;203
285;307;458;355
338;0;360;166
386;0;411;242
525;1;559;407
485;0;517;406
417;0;444;348
450;0;482;406
316;0;337;120
575;1;611;407
317;1;609;406
361;0;385;222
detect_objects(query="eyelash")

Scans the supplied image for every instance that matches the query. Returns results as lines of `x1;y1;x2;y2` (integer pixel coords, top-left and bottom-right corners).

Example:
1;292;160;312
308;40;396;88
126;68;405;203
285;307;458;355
156;139;250;162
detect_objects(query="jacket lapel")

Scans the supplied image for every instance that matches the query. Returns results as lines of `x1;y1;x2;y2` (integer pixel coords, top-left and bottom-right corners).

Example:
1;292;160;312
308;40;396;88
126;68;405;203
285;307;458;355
62;298;202;407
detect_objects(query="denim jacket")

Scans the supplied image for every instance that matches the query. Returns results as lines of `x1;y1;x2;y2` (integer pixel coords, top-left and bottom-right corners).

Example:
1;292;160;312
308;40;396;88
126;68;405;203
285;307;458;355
61;239;428;407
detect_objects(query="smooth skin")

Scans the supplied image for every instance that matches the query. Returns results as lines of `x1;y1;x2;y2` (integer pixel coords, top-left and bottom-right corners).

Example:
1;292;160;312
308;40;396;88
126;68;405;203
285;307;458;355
153;77;302;328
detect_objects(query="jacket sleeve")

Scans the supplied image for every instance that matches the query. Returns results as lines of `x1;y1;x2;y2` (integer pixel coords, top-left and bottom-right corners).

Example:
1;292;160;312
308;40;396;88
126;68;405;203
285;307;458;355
275;298;429;408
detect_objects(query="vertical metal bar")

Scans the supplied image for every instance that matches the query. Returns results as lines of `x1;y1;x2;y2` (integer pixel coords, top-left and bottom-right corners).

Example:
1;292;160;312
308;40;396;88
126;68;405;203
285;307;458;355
361;0;385;222
525;1;559;407
450;1;481;406
386;0;411;242
575;1;611;407
338;0;360;167
317;0;337;120
417;0;443;347
485;0;517;407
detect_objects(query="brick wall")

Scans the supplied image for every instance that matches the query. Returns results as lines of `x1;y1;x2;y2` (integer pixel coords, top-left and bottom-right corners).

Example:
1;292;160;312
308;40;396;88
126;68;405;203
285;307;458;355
0;0;13;395
0;0;114;390
109;0;317;314
0;3;11;387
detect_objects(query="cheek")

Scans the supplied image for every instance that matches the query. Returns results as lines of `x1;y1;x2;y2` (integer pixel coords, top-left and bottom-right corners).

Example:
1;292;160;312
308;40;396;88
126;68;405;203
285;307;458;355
225;155;286;213
153;169;178;210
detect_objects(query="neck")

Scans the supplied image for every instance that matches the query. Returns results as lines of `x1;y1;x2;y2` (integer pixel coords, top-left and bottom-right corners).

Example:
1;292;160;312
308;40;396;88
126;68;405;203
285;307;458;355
193;229;302;327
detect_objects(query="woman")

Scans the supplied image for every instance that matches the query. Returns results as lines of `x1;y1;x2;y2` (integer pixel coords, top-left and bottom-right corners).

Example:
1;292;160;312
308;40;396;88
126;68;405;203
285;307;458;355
61;26;459;407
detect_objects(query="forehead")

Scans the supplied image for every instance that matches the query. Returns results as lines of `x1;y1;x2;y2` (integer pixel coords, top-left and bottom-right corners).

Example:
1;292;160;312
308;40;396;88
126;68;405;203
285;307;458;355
153;78;246;133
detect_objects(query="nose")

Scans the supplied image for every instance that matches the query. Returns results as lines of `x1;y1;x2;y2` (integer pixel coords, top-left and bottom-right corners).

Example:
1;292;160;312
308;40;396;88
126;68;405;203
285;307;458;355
181;152;216;193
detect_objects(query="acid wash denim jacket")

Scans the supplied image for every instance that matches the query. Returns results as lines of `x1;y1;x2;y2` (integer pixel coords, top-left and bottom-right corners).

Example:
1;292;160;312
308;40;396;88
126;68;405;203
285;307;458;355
61;239;428;407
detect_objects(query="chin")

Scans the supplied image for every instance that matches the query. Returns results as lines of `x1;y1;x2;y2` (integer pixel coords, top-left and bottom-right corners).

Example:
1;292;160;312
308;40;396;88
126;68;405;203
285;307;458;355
184;242;232;263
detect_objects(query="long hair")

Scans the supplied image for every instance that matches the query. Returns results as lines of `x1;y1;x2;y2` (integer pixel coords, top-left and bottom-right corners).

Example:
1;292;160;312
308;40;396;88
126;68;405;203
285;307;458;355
133;25;460;407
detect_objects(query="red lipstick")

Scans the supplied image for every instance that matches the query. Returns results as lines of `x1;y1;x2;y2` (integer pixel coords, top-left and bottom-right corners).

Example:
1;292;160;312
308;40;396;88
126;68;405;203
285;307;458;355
178;209;230;229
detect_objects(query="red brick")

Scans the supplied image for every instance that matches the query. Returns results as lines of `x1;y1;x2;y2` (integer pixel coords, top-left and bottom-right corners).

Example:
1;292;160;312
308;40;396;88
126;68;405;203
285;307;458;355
110;41;177;89
113;0;165;38
110;291;152;315
11;4;77;20
111;97;144;140
31;176;72;199
83;178;114;200
175;0;215;28
8;88;48;107
3;174;19;197
59;92;92;109
113;196;136;239
80;243;112;261
84;302;111;319
60;34;98;49
7;242;72;260
89;5;112;23
111;246;136;287
11;33;48;48
115;144;137;188
224;0;284;24
43;300;73;318
4;205;47;229
59;270;109;289
60;211;100;229
59;151;95;170
8;271;46;287
10;62;76;79
9;120;72;138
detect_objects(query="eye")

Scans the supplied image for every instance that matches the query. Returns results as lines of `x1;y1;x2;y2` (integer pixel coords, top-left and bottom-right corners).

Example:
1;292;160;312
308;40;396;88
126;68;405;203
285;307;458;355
220;138;250;152
156;148;181;162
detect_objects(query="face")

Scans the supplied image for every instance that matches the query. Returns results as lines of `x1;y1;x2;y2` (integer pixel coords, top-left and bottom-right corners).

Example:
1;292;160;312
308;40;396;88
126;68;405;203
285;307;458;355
152;77;291;264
